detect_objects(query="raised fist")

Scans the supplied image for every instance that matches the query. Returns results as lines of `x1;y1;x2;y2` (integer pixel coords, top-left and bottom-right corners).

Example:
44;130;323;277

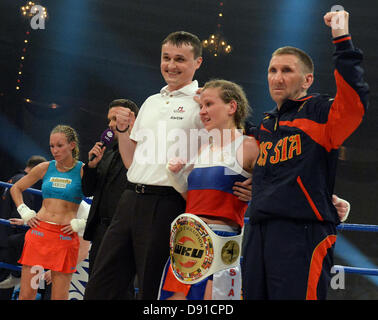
324;9;349;38
115;107;135;133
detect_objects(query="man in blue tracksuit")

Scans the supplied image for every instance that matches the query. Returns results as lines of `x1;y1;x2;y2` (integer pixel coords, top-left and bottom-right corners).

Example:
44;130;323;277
242;10;369;299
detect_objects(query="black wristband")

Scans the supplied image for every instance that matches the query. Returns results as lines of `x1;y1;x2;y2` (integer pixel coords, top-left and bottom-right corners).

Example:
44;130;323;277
116;125;129;133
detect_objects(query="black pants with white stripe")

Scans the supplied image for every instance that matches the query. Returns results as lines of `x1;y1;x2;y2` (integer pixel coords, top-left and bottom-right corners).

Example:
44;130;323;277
84;186;185;300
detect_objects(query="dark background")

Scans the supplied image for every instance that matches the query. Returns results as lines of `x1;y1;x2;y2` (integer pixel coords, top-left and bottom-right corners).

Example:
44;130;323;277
0;0;377;299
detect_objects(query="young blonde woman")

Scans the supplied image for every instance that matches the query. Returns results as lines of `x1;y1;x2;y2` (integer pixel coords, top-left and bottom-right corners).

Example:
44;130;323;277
159;79;260;300
158;79;351;300
10;125;87;300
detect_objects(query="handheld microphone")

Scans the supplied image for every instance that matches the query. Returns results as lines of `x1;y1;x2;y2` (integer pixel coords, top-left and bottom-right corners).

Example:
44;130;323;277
89;128;115;162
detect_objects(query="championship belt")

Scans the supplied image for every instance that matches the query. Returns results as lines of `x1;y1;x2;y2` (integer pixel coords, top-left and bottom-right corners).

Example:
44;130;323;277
169;213;242;284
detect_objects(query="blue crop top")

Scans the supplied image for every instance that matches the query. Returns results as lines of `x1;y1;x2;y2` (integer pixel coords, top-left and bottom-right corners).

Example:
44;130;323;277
42;160;84;204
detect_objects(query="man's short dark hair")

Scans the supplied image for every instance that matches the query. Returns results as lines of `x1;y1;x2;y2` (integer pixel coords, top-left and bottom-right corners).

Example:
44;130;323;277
161;31;202;59
272;46;314;74
108;99;139;116
26;155;47;168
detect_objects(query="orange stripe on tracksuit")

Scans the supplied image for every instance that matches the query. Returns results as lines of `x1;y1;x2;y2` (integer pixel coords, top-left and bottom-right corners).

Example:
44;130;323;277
306;235;337;300
296;176;324;221
333;36;351;44
327;69;366;147
242;34;368;300
278;70;365;153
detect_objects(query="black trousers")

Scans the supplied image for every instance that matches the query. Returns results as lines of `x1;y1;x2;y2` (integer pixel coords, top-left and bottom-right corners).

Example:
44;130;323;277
242;219;336;300
87;220;135;299
84;187;185;300
87;222;108;278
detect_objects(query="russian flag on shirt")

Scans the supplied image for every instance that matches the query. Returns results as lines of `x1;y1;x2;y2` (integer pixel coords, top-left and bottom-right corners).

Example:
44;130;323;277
186;166;249;228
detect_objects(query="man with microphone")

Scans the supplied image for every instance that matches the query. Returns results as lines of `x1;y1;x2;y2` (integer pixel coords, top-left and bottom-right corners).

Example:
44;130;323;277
81;99;139;299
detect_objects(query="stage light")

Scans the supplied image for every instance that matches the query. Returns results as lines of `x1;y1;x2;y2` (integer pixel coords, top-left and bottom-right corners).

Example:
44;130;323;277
20;1;48;19
202;1;232;57
17;2;48;93
202;33;232;56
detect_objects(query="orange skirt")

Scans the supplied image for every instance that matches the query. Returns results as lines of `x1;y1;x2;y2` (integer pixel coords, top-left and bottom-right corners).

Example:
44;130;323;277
18;221;80;273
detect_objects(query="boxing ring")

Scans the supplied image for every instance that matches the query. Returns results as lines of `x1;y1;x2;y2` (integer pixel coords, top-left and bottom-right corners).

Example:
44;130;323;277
0;181;377;299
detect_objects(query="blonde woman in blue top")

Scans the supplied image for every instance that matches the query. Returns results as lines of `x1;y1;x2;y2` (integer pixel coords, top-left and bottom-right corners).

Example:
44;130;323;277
10;125;87;300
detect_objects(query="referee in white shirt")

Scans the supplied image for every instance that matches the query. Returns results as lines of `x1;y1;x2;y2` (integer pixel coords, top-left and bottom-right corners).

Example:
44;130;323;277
84;31;251;300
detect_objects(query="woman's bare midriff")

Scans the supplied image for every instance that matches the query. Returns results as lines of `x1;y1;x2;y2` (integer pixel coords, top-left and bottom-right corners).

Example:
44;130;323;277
198;215;239;229
37;198;79;225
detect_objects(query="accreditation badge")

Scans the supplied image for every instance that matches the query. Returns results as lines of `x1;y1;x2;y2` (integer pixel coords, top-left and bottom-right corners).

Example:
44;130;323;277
169;213;242;285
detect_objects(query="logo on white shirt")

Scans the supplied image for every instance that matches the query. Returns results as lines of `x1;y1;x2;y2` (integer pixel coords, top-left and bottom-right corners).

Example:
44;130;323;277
173;106;185;113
